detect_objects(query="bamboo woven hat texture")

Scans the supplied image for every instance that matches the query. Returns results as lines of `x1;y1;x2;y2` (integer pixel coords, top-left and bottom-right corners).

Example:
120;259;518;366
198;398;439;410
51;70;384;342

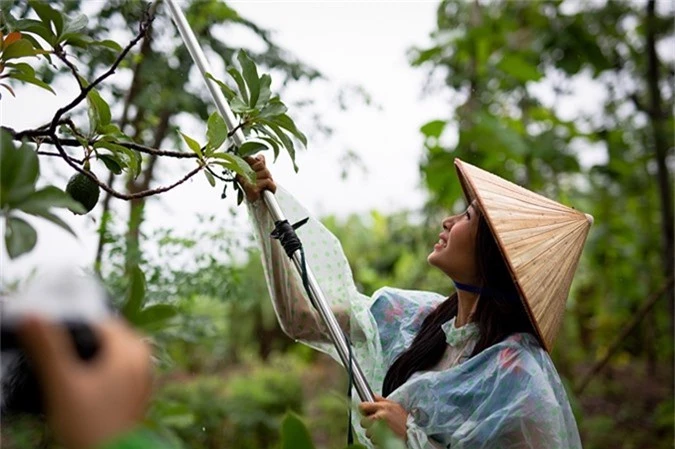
454;158;593;352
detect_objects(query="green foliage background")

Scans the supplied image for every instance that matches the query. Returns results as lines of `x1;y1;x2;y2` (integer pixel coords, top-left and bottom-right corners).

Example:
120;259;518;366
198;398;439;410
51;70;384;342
1;1;673;449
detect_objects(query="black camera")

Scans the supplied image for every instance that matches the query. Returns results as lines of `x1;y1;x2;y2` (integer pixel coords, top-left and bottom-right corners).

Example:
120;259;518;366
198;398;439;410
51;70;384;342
1;269;111;415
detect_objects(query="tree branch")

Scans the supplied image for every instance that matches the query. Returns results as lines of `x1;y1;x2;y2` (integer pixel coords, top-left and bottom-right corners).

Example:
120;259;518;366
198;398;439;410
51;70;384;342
48;10;154;136
53;45;84;90
37;150;83;164
51;138;204;200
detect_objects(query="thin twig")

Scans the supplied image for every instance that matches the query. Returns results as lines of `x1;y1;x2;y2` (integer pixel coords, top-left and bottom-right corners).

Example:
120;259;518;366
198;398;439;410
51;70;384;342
52;138;204;200
37;150;83;164
205;164;234;182
54;46;84;90
48;12;154;135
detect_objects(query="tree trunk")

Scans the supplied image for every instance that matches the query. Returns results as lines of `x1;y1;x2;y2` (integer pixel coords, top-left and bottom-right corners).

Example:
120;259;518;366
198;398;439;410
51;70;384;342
124;108;172;272
645;0;674;389
94;1;158;273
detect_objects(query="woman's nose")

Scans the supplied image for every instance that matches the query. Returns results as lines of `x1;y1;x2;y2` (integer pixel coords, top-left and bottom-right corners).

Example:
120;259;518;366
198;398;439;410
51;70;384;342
442;216;456;231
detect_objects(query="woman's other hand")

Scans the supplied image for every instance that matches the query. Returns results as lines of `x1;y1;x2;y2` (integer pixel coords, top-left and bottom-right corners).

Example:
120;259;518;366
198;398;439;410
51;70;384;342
358;394;408;443
18;316;153;449
240;154;277;202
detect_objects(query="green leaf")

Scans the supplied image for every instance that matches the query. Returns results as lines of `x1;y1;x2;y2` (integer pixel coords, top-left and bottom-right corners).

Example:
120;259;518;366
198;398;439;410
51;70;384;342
87;89;111;130
256;74;272;108
60;13;87;38
259;136;281;161
262;121;297;171
230;96;250;114
136;304;178;330
227;67;249;104
0;132;39;206
7;70;55;94
206;72;237;101
204;169;216;187
274;113;308;146
122;265;146;319
497;54;542;82
238;140;268;157
238;51;260;107
209;152;255;183
17;186;85;214
62;33;93;48
259;102;288;118
280;413;314;449
13;19;55;45
29;0;63;37
180;132;203;158
6;62;36;76
420;120;446;139
4;216;37;259
23;208;76;236
2;39;39;60
206;112;228;152
94;141;141;178
98;153;124;174
92;39;123;52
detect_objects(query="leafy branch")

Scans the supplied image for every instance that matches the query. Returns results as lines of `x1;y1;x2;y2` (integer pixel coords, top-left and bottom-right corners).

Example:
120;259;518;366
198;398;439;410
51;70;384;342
1;1;308;258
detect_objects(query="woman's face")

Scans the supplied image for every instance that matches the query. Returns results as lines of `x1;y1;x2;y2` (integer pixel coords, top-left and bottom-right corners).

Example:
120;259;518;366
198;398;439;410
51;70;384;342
427;201;480;284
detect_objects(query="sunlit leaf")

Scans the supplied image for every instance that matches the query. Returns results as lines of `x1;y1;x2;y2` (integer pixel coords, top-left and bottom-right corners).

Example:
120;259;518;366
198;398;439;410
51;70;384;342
180;132;203;158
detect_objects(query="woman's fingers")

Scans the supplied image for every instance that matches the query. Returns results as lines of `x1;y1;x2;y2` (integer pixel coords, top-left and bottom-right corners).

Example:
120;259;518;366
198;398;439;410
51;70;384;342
359;401;380;415
240;154;276;201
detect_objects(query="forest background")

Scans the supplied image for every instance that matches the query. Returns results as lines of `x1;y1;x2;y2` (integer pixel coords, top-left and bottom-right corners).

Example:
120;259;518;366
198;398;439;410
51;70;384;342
1;1;673;448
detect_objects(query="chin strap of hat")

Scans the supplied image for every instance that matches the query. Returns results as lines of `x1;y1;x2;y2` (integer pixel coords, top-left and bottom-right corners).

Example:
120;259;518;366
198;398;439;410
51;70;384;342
454;280;520;301
271;218;356;445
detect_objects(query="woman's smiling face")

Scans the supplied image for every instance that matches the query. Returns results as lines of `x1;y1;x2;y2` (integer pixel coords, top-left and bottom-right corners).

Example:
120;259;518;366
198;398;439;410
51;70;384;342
427;201;481;284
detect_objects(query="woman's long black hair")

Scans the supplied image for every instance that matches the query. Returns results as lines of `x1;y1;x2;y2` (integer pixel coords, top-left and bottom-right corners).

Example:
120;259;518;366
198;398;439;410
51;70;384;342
382;210;538;396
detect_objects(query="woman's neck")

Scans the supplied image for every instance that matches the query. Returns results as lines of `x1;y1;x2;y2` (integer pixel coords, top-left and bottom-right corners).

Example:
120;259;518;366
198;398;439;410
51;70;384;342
455;289;479;327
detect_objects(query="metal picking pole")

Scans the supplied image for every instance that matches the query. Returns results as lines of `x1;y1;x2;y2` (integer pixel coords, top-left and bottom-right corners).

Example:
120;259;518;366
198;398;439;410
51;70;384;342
166;0;375;403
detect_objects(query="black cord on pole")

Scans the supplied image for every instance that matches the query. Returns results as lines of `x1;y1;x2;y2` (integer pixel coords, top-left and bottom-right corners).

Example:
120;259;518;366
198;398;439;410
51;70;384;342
271;218;356;446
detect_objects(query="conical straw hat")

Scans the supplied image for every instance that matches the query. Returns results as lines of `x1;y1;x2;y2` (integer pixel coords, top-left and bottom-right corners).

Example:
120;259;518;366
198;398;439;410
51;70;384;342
454;158;593;352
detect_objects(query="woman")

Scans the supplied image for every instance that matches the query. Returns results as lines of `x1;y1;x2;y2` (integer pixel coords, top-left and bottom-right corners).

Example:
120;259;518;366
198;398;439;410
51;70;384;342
242;155;592;449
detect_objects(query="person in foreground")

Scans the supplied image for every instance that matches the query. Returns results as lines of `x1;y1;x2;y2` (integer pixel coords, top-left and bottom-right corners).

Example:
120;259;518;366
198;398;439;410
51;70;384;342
16;316;159;449
242;155;593;449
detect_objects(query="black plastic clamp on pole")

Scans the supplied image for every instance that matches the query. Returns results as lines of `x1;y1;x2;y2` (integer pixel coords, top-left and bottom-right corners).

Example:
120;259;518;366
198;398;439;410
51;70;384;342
271;218;309;258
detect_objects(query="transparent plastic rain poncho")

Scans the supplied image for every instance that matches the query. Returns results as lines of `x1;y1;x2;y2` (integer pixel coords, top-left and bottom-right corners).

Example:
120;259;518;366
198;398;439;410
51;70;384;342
248;187;583;449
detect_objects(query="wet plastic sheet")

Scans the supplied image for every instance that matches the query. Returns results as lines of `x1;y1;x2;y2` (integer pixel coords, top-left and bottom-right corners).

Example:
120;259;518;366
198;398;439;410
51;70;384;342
247;187;582;449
